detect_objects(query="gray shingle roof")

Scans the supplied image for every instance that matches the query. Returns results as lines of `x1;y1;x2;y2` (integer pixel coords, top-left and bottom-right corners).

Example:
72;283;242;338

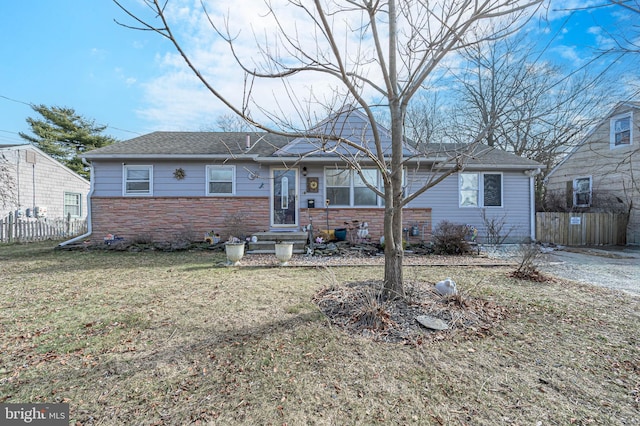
81;132;291;158
81;130;542;169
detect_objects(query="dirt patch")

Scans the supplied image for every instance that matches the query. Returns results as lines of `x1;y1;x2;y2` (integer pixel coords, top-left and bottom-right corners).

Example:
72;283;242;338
313;280;510;344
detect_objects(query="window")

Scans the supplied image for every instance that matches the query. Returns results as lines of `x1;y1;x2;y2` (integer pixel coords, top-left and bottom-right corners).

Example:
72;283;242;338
64;192;81;217
206;165;235;195
325;168;351;205
124;165;152;195
353;169;378;206
325;168;380;206
459;173;502;207
610;112;632;148
573;177;592;207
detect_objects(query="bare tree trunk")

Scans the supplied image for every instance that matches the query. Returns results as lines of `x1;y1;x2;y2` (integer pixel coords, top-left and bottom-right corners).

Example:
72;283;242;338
383;198;404;299
382;1;404;300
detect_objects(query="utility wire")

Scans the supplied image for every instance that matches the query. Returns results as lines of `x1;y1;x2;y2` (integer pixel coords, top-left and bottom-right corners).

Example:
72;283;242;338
0;93;143;137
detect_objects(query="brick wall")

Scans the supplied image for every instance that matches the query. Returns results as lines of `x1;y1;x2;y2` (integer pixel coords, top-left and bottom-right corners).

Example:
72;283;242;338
300;207;432;242
91;197;270;242
90;197;432;244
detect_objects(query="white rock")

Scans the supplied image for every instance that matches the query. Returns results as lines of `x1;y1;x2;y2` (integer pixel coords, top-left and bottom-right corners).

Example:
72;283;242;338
435;277;458;296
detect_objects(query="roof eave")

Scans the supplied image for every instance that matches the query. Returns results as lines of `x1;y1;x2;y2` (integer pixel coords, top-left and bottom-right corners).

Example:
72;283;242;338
81;154;260;160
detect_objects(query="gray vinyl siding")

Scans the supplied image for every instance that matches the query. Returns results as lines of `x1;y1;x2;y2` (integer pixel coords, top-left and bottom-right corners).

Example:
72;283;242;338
92;161;274;198
407;171;533;242
0;146;90;220
91;161;533;242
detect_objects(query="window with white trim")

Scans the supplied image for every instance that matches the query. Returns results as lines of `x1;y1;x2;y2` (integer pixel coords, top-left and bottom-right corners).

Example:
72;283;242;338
123;165;153;195
610;112;632;148
459;173;502;207
206;165;235;195
325;168;380;206
573;177;592;207
64;192;82;217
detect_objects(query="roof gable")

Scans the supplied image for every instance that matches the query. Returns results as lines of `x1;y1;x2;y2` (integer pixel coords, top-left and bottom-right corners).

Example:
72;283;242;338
275;108;417;157
546;101;640;179
1;143;89;183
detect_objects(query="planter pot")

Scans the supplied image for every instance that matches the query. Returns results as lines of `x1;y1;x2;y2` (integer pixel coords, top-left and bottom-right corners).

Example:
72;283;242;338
334;228;347;241
225;242;245;266
274;242;294;266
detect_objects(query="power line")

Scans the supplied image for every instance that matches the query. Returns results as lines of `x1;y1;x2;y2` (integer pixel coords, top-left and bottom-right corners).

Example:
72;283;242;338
0;93;143;137
0;94;31;106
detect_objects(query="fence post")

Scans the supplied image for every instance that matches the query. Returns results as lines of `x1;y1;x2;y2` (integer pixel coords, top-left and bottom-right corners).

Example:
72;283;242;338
8;211;14;243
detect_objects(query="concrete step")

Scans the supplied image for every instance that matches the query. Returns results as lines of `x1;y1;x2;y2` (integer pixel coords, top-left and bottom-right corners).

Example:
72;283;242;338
246;249;306;255
247;240;306;253
247;231;308;254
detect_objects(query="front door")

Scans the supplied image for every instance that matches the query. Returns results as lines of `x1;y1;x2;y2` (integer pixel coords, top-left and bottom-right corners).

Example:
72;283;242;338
271;168;298;228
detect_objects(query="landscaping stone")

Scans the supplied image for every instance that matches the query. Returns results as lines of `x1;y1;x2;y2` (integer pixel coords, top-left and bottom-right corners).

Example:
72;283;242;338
435;277;458;296
415;315;449;330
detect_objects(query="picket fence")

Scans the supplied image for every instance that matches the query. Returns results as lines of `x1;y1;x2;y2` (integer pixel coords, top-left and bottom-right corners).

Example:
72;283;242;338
536;212;628;246
0;212;88;243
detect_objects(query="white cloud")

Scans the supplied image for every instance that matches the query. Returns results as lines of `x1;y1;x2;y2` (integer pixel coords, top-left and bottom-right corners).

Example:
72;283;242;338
134;0;554;131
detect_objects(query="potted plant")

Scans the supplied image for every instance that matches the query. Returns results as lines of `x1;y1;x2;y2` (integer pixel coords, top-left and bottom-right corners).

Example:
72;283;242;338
274;241;294;266
225;236;245;266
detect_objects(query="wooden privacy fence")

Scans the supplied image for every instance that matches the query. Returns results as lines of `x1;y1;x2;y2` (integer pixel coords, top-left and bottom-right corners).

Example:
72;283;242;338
536;212;628;246
0;212;88;243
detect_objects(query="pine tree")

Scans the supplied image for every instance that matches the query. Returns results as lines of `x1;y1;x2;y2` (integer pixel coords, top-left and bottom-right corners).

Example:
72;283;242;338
19;104;117;179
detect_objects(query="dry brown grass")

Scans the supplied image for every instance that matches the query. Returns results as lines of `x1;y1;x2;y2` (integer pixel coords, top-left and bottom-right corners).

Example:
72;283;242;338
0;242;638;425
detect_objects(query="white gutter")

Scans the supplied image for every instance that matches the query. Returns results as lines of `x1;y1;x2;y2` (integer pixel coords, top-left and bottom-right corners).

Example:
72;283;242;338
81;154;259;160
58;159;94;247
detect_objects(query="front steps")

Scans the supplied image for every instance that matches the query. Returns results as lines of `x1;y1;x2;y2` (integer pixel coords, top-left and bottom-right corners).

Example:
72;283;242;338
246;231;308;254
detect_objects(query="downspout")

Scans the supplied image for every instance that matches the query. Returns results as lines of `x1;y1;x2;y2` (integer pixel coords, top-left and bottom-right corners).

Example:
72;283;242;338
58;158;93;246
525;168;542;242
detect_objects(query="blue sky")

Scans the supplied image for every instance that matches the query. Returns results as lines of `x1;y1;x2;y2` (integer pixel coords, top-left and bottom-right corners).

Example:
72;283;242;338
0;1;637;145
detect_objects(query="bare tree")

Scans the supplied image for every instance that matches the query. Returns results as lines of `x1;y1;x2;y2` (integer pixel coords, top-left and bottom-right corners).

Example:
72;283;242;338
211;113;258;132
451;32;613;206
114;0;542;298
0;153;17;212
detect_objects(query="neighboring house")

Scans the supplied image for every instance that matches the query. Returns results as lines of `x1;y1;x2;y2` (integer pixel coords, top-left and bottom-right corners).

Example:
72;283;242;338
545;101;639;245
79;109;542;245
0;144;90;221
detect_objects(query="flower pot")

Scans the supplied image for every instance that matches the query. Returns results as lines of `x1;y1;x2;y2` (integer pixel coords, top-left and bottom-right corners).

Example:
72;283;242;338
274;242;294;266
334;228;347;241
225;242;245;266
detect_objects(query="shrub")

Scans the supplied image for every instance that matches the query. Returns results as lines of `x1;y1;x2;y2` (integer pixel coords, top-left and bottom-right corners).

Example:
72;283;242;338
510;243;546;281
431;220;470;255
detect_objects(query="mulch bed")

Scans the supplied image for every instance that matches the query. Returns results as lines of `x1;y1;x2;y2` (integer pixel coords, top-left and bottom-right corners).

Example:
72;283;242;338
313;280;510;344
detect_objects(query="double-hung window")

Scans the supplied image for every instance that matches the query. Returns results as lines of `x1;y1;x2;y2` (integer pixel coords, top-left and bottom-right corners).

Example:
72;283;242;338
124;165;153;195
64;192;82;217
610;112;632;148
325;168;380;206
459;173;502;207
573;177;592;207
206;165;235;195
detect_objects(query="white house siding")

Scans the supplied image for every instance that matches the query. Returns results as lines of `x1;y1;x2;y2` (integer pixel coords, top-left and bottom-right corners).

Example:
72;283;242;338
0;145;89;220
546;103;640;245
407;171;533;243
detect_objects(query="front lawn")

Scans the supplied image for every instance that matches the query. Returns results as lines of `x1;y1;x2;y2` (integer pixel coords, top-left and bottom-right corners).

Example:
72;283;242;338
0;242;638;425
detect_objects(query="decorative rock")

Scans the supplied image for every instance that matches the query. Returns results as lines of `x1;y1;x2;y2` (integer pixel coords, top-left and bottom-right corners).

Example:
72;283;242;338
416;315;449;330
435;277;458;296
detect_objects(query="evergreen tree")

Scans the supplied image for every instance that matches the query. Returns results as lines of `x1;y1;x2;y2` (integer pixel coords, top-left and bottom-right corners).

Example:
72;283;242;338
19;104;117;179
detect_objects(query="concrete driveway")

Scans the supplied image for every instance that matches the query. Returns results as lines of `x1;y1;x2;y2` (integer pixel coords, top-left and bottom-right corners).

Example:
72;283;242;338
539;246;640;297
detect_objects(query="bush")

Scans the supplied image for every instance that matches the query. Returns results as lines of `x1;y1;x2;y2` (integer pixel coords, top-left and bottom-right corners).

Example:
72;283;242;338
431;220;470;255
